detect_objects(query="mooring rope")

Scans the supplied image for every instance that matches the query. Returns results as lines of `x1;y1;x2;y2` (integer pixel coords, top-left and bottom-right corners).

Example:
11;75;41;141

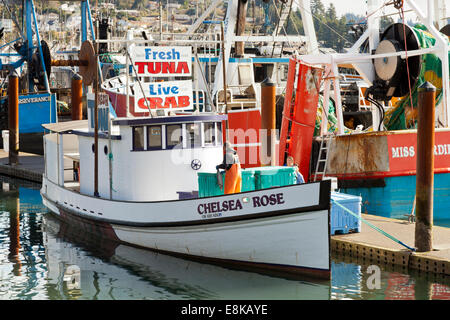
331;199;416;252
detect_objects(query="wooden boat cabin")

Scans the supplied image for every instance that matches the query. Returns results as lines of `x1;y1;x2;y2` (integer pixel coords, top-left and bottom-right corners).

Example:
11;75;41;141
43;113;226;202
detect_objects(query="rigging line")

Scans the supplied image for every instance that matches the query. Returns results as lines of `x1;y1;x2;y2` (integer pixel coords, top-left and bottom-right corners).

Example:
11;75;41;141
353;0;391;26
331;199;416;252
292;0;354;49
1;0;26;40
279;0;295;57
271;0;286;57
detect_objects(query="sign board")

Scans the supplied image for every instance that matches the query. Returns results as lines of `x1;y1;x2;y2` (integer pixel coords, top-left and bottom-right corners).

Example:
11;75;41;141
131;46;192;77
19;93;57;133
135;80;193;111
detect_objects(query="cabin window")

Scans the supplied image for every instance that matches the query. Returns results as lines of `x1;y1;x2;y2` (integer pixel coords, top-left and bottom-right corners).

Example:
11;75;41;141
166;124;183;149
216;122;223;145
148;125;162;150
132;126;145;151
203;122;215;146
186;123;201;148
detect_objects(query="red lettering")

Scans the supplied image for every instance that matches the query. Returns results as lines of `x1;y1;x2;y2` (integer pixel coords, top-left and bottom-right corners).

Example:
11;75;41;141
175;61;190;74
164;96;177;108
162;62;176;74
177;96;190;108
135;62;147;74
150;97;163;108
147;62;161;74
138;96;191;110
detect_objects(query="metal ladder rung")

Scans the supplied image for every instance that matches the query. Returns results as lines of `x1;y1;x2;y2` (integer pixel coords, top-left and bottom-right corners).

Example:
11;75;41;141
314;135;332;182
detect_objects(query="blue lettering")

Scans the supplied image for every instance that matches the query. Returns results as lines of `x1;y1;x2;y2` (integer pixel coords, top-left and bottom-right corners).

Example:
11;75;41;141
172;48;180;60
145;48;152;59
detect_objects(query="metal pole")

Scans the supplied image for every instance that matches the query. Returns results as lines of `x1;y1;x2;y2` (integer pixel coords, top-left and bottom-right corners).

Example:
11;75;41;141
159;0;163;40
8;72;19;165
94;25;99;198
221;22;229;142
71;74;83;120
415;81;436;252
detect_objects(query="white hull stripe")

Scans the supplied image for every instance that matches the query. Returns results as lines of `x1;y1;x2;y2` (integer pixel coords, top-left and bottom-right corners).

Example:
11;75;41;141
43;180;331;228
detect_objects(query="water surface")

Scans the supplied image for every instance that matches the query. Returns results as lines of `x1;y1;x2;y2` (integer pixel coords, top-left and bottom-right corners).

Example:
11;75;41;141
0;175;448;300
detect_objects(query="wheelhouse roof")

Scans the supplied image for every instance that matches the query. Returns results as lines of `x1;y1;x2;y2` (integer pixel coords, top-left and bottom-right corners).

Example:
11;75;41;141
112;114;227;127
42;120;88;133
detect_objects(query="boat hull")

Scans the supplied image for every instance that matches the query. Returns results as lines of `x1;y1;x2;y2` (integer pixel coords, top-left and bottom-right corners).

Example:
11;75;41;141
41;178;332;279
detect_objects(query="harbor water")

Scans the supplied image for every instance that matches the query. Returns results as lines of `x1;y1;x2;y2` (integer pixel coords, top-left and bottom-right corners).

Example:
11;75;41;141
0;175;449;300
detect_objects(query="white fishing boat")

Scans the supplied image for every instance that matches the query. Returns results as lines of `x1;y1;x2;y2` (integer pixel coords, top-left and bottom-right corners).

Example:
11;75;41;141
40;69;332;279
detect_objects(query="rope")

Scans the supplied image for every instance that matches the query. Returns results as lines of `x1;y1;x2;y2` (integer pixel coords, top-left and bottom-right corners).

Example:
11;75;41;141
331;199;416;252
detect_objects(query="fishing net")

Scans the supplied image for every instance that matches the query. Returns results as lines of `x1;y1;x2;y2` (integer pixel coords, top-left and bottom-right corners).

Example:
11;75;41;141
315;95;353;136
384;24;450;130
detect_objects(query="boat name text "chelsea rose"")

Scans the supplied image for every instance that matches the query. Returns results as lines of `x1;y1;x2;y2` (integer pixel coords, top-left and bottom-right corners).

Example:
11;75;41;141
197;193;285;215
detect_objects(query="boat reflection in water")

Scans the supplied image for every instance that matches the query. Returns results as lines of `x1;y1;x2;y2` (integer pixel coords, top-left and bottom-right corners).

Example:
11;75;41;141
2;177;448;300
42;213;332;300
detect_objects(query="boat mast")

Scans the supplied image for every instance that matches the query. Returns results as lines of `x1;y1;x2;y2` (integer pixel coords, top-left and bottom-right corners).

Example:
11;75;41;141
235;0;248;58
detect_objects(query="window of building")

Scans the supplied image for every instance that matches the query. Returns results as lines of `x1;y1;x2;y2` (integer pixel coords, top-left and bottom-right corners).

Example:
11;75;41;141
166;124;183;149
148;125;162;150
186;123;201;148
132;126;145;151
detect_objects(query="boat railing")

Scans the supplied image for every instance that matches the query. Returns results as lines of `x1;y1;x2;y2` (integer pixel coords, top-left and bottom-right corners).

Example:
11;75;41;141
215;86;258;112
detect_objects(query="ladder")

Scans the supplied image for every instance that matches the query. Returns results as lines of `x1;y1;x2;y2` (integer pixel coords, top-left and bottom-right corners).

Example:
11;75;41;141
314;135;332;181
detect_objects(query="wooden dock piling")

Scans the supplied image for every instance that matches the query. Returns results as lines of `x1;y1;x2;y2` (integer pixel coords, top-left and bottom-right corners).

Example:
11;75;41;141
415;82;436;252
8;72;19;165
71;73;83;120
261;77;276;166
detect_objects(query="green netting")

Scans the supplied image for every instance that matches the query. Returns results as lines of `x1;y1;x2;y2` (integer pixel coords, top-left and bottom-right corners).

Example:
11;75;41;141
384;24;450;130
315;95;337;136
315;95;353;136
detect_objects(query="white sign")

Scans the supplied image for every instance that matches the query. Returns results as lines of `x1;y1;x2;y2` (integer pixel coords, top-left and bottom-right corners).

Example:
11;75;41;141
135;80;193;110
131;46;192;77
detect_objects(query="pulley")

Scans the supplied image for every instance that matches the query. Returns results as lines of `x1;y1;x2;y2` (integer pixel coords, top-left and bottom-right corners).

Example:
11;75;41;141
50;40;97;86
372;23;422;99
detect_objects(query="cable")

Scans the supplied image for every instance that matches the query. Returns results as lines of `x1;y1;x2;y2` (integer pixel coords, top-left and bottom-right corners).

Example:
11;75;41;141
366;96;385;131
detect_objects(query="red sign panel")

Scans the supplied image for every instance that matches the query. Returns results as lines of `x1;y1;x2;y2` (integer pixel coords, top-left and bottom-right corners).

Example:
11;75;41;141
387;130;450;175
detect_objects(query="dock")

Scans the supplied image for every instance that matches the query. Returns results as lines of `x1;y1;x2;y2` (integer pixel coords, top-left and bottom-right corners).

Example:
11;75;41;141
0;151;449;276
332;215;450;275
0;150;44;183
